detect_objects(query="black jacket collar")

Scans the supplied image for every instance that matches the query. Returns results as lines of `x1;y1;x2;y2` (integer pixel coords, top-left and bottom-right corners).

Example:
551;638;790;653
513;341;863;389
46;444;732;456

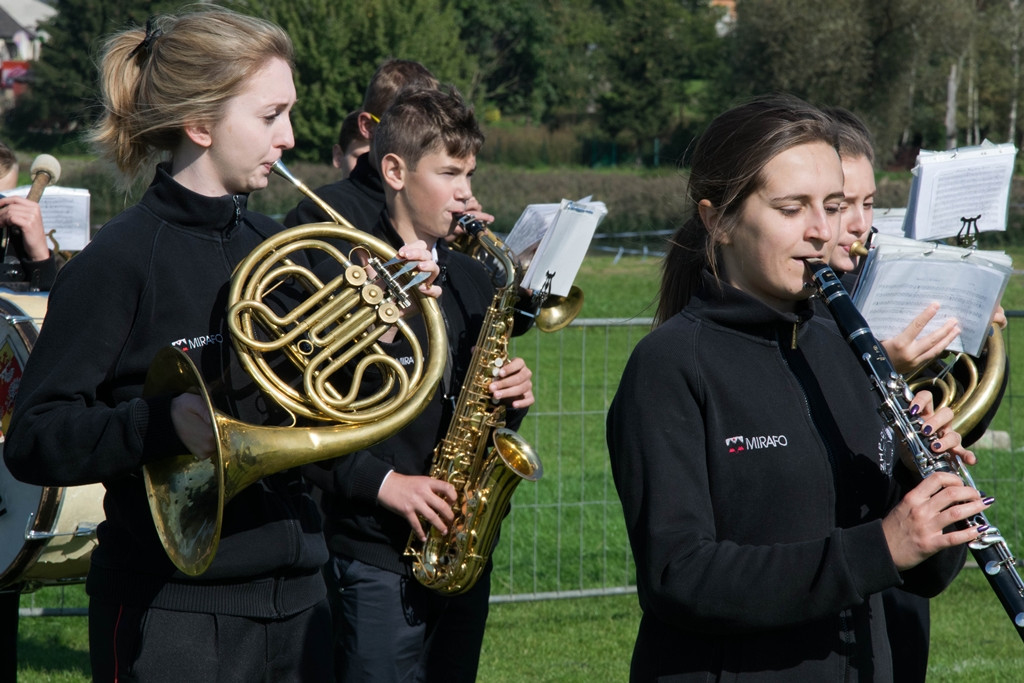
687;270;815;343
141;163;249;233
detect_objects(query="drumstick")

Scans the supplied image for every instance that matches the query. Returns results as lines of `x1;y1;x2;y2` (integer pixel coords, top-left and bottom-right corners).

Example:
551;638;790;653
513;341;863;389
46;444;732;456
25;154;61;203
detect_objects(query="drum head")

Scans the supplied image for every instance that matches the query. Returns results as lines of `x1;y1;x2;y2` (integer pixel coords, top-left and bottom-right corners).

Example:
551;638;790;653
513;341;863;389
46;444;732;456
0;294;103;591
0;296;50;588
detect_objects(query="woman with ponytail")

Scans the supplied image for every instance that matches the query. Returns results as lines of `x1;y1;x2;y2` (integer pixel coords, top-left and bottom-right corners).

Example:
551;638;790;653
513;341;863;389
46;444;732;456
3;7;437;679
608;95;987;681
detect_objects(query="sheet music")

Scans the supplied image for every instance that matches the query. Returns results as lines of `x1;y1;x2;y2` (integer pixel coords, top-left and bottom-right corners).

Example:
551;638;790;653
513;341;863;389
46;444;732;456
904;141;1016;241
852;234;1011;356
513;198;607;297
502;202;561;258
4;185;92;251
871;207;907;237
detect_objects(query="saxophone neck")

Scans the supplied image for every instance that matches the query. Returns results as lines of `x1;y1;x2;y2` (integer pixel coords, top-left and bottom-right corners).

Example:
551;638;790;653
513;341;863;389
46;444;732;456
456;215;521;291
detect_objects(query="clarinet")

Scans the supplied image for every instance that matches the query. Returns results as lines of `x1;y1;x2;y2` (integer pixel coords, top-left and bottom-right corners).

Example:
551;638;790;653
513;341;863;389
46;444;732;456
805;257;1024;644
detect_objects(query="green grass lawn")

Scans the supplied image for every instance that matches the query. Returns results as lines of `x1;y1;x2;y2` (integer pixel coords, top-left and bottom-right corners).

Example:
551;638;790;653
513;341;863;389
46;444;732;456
13;247;1024;680
13;569;1024;682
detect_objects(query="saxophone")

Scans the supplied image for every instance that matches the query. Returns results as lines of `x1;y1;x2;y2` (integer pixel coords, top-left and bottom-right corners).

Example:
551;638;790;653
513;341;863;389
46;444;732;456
403;216;543;595
806;257;1024;644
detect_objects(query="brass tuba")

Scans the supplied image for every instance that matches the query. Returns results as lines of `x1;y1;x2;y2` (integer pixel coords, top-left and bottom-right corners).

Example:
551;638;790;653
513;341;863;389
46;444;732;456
143;160;447;576
404;216;543;594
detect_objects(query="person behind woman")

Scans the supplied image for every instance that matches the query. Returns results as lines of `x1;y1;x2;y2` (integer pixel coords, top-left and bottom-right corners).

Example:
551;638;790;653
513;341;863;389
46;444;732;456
332;109;370;179
607;94;990;681
827;105;1008;682
825;107;961;375
284;58;442;231
0;141;58;290
2;7;436;680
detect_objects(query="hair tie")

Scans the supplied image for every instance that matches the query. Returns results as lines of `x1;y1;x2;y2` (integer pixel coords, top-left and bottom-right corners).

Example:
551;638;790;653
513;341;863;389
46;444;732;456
126;18;162;62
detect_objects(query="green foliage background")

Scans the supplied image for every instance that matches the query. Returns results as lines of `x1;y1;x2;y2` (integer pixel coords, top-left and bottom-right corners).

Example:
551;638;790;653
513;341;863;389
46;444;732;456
12;0;1023;173
12;0;1019;174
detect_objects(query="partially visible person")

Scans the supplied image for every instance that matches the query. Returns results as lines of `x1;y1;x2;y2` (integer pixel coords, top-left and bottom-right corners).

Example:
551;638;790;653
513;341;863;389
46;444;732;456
318;86;534;683
826;107;961;376
2;8;435;680
826;105;1006;434
607;94;987;681
0;142;57;291
827;106;1008;683
332;109;369;179
284;58;449;232
0;145;60;683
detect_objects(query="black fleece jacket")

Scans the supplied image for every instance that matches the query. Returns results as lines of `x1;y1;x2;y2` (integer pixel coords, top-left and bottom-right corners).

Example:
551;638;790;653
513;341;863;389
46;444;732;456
607;273;965;682
4;165;327;616
283;152;383;232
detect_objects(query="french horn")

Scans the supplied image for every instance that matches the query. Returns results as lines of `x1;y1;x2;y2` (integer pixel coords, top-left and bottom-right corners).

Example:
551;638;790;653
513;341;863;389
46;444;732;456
143;160;447;576
907;324;1006;441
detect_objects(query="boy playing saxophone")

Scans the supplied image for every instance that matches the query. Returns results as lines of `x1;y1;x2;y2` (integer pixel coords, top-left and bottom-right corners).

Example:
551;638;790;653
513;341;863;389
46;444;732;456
314;86;534;683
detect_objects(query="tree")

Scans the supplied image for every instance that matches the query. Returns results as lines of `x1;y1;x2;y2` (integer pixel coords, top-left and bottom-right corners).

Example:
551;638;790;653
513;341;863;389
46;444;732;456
5;0;180;146
231;0;476;161
593;0;723;159
453;0;569;121
727;0;874;108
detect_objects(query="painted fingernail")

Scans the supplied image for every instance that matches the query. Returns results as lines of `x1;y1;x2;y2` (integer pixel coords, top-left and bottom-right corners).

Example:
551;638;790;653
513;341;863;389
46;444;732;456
977;525;990;534
923;425;932;435
910;404;921;416
931;441;942;451
984;496;996;506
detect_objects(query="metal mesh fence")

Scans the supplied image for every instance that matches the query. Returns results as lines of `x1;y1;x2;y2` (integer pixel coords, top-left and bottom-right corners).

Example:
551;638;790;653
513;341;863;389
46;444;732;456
490;313;1024;602
16;314;1024;613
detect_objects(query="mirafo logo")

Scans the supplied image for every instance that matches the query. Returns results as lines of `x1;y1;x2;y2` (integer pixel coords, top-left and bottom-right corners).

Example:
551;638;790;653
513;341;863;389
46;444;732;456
171;333;224;354
725;434;789;453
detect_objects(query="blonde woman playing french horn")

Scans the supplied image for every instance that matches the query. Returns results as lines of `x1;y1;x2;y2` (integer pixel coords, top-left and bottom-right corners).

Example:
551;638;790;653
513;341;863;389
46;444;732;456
825;106;1010;683
2;7;439;681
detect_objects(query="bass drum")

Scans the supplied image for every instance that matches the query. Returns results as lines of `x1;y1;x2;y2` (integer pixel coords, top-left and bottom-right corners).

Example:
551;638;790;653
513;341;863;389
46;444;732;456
0;290;104;592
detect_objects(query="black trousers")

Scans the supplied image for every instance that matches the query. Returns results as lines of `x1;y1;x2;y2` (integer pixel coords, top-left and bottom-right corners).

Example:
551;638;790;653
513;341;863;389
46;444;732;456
882;587;930;683
327;555;491;683
0;592;17;683
88;598;332;682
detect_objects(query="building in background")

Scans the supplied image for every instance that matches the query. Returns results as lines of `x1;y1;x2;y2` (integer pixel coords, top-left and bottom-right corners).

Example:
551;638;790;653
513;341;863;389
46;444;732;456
0;0;55;111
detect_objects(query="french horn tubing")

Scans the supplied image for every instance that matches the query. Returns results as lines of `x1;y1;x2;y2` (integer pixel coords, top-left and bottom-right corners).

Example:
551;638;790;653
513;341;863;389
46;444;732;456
907;324;1006;440
142;160;447;576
